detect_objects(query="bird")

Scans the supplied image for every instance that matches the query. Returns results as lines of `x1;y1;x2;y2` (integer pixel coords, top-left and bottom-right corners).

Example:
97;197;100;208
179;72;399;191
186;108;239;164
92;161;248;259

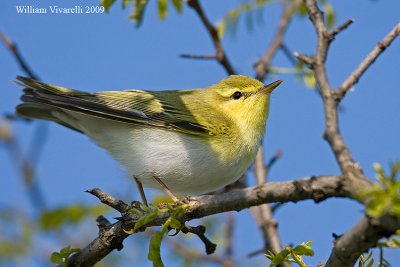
15;75;282;204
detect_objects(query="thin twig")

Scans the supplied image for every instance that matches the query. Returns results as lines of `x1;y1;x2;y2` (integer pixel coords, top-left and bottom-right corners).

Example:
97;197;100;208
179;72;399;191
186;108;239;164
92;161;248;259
181;224;217;255
179;54;218;60
0;32;38;79
335;22;400;101
186;0;235;75
270;203;285;214
293;52;314;67
1;118;47;211
247;248;265;258
280;43;297;66
266;150;283;172
1;31;49;211
255;0;302;81
86;188;130;213
329;19;354;39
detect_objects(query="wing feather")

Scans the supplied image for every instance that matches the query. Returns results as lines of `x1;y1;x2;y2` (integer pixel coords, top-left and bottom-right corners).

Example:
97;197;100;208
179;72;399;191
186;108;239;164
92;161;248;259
16;76;210;136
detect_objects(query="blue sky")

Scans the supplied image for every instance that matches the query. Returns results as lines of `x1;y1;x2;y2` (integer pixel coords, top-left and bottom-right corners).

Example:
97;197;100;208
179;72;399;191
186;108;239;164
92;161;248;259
1;0;400;266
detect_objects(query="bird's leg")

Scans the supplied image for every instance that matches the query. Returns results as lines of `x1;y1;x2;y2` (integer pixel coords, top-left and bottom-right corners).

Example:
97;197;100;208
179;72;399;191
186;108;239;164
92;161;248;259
134;176;148;206
152;176;180;203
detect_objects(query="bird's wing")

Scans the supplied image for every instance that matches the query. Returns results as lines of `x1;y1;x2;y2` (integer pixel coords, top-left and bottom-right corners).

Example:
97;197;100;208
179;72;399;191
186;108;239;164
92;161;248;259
16;76;211;136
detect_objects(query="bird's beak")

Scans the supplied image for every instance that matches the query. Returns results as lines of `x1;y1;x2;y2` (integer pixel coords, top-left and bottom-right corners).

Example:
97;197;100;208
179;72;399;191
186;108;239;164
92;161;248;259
258;80;283;94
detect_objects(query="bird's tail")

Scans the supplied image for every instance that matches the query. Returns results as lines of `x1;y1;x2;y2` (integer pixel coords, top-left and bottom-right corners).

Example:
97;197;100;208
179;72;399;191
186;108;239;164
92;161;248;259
15;76;84;132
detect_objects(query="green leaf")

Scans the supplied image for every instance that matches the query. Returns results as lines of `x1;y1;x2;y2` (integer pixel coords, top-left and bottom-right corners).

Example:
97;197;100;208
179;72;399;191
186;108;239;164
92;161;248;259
364;251;373;261
366;199;386;217
366;258;374;267
60;245;71;256
359;255;365;267
304;73;316;89
158;0;168;20
359;251;374;267
323;2;335;29
304;241;313;247
363;161;400;219
293;242;314;256
129;207;144;216
134;211;159;231
271;249;291;265
40;204;107;230
217;0;273;38
390;161;400;181
172;204;188;217
167;217;181;229
122;0;132;9
130;0;148;26
70;247;80;253
100;0;116;13
373;163;386;183
391;201;400;216
227;9;240;37
50;252;63;264
140;203;151;212
171;0;182;13
148;231;164;267
50;246;80;266
217;21;227;38
297;3;308;16
265;250;275;260
392;238;400;247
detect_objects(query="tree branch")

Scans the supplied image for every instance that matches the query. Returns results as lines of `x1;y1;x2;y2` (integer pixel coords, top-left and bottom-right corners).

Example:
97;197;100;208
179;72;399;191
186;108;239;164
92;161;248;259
303;0;365;179
301;1;400;266
186;0;235;75
255;0;301;81
325;215;400;267
250;149;291;267
66;175;357;266
252;1;300;261
335;22;400;101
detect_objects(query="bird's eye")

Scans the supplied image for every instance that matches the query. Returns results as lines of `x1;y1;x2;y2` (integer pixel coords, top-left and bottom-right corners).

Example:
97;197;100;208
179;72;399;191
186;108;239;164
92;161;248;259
232;91;242;100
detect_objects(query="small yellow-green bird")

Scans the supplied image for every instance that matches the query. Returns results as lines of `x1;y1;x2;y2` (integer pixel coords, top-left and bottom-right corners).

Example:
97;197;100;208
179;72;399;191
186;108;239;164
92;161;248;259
15;75;281;202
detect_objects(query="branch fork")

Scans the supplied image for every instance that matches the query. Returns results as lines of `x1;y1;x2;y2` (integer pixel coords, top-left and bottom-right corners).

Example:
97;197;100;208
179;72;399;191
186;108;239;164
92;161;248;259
299;1;400;266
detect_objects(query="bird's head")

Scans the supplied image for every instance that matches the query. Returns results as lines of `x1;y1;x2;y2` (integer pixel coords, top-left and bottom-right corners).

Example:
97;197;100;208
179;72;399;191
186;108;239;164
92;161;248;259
209;75;282;136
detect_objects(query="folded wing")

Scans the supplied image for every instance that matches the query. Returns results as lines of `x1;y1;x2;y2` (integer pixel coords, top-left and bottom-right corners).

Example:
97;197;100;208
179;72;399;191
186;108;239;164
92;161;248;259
16;76;210;136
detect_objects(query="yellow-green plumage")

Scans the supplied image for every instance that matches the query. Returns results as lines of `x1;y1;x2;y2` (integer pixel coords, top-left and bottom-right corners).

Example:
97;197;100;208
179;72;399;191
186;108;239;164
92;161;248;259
16;75;281;194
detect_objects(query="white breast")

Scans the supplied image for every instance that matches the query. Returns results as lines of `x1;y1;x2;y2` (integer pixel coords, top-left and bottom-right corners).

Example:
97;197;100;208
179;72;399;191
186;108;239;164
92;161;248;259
58;112;254;195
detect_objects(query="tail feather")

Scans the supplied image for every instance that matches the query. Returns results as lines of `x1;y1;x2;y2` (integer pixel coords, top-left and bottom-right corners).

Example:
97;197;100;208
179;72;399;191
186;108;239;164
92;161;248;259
16;76;84;132
16;76;84;96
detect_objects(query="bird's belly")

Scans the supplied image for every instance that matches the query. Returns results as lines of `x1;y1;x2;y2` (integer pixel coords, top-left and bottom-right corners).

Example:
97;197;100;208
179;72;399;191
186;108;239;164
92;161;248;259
74;117;252;194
